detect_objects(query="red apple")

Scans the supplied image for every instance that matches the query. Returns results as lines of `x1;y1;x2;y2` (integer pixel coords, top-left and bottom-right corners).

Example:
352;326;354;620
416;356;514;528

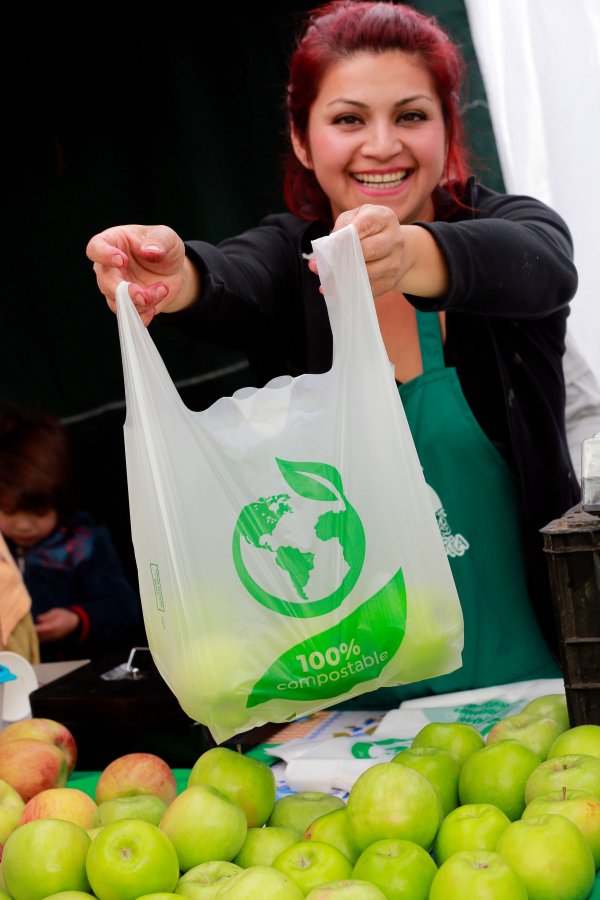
0;738;68;802
0;718;77;773
20;787;97;829
95;752;177;805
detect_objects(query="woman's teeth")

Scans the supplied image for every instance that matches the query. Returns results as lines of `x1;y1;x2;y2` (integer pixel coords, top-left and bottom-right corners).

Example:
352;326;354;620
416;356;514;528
353;171;409;187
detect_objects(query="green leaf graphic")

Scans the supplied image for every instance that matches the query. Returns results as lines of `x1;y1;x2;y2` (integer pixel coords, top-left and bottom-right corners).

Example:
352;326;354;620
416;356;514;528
246;566;406;707
276;458;344;501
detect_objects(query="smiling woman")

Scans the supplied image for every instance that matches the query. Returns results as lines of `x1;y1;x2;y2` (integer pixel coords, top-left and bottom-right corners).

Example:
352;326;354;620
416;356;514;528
85;0;578;708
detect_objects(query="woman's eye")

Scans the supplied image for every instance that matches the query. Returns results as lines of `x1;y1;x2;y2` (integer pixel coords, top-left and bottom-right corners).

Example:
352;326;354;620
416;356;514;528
333;114;363;126
398;111;426;123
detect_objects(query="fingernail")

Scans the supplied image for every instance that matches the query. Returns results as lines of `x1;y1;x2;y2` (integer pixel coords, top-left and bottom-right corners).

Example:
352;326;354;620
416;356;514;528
112;254;124;267
155;285;168;301
143;244;161;254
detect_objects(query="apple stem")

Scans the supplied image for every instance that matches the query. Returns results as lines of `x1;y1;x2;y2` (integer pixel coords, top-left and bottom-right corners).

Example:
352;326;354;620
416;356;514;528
562;786;567;801
236;744;242;754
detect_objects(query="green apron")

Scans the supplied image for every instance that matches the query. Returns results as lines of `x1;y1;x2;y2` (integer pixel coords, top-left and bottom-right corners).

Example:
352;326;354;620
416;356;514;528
342;311;560;708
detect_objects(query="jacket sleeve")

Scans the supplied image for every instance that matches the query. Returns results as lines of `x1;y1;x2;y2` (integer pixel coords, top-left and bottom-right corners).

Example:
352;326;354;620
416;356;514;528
167;216;309;350
406;186;579;318
70;526;143;647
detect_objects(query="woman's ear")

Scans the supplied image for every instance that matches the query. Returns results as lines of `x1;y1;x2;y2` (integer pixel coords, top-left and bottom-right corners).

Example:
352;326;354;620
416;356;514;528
291;126;313;170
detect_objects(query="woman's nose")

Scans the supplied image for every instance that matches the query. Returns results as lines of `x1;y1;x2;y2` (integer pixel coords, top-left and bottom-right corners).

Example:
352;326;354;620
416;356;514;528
363;123;402;158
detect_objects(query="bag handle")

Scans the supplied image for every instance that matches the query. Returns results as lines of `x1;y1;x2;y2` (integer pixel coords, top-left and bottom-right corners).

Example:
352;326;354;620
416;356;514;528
311;225;394;379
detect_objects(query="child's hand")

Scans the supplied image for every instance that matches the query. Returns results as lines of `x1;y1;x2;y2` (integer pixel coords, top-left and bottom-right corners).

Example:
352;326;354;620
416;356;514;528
35;608;80;642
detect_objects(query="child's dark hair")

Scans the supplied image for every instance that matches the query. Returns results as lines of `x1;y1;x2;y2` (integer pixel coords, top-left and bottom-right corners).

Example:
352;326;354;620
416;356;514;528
0;409;75;519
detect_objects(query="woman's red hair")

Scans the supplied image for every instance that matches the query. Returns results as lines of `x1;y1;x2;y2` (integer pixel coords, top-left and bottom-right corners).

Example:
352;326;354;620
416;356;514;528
284;0;470;222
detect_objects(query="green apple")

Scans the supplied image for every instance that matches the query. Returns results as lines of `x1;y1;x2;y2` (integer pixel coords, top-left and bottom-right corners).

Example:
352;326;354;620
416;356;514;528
215;865;305;898
548;724;600;760
94;794;168;827
410;721;484;767
20;787;97;830
429;849;527;899
178;633;255;737
0;779;25;844
458;739;540;820
159;784;247;872
0;717;78;773
272;840;353;894
95;752;177;805
174;860;242;897
39;894;95;899
346;761;442;852
524;753;600;804
136;895;181;900
268;792;346;838
304;807;360;865
304;881;386;898
41;894;95;899
496;813;595;899
433;802;511;865
0;738;68;802
485;712;565;760
188;746;276;827
521;693;570;731
523;788;600;867
352;838;437;899
3;818;91;899
233;826;298;868
86;818;179;900
392;746;460;816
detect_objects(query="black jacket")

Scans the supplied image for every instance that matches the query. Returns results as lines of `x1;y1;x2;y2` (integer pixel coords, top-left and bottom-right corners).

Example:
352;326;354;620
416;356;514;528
167;179;579;657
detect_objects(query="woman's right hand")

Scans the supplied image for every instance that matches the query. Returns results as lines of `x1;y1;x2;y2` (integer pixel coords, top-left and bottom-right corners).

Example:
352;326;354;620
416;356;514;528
86;224;198;326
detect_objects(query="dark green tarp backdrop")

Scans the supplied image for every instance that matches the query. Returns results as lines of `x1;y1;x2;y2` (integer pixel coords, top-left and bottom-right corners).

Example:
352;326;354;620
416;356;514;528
4;2;503;585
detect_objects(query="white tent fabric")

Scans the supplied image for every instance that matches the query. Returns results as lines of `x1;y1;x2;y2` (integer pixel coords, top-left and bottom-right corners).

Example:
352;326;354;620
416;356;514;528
464;0;600;475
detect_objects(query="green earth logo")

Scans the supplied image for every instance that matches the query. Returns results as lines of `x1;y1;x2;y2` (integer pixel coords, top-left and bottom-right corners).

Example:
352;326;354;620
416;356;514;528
232;459;366;618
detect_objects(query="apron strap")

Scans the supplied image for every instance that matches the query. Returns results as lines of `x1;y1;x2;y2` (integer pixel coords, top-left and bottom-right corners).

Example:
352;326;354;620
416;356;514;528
416;310;445;372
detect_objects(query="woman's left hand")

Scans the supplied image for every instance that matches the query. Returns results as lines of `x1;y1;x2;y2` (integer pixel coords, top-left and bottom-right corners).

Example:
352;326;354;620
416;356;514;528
307;204;448;299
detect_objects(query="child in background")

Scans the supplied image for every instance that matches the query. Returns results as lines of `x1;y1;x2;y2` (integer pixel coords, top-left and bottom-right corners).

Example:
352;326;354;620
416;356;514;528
0;409;144;662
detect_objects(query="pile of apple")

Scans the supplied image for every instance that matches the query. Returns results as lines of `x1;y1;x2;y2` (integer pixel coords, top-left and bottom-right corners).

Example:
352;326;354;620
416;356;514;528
0;694;599;898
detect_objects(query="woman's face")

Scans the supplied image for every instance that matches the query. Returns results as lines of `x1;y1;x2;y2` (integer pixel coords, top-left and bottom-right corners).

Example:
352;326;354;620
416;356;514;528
293;50;447;223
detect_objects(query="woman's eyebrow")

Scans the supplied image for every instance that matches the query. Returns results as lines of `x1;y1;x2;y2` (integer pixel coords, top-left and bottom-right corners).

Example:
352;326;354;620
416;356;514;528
326;93;434;108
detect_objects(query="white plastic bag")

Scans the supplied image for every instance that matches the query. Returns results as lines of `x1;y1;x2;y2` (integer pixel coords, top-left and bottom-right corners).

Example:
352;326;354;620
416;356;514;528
116;223;463;743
